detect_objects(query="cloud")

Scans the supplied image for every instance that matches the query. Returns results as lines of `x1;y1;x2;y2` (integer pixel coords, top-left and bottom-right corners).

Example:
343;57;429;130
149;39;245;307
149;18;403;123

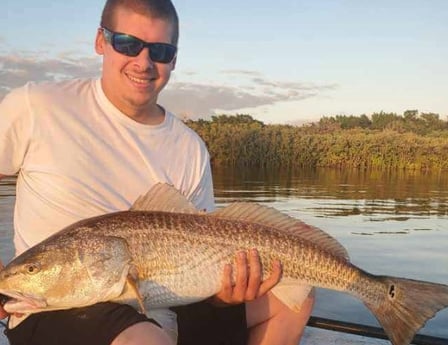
251;77;338;92
221;69;262;77
159;78;338;119
0;53;101;100
159;82;278;118
0;53;338;118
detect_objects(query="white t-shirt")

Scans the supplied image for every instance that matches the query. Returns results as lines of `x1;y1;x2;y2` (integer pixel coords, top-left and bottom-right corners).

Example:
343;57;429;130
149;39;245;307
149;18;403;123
0;78;214;256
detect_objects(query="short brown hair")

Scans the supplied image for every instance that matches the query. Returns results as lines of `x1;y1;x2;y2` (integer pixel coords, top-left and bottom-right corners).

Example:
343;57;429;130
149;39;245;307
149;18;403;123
100;0;179;45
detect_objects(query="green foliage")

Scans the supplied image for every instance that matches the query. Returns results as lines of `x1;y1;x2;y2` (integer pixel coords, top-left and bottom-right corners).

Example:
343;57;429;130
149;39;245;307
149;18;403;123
186;111;448;171
371;111;400;130
322;110;447;134
333;114;372;129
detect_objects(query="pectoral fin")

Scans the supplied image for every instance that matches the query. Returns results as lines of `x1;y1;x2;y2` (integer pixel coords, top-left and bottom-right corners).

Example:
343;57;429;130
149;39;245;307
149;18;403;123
125;268;146;314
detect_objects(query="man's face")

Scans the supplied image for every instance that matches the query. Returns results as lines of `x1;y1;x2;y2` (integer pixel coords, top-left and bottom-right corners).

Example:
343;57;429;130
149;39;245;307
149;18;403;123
95;6;176;119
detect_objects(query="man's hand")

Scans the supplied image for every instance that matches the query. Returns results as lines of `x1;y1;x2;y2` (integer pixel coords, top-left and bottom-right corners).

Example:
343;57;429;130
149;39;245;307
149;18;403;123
212;249;282;305
0;261;9;319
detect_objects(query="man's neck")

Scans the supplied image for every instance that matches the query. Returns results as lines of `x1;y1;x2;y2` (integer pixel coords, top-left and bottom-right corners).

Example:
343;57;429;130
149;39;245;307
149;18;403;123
127;105;165;125
99;79;166;125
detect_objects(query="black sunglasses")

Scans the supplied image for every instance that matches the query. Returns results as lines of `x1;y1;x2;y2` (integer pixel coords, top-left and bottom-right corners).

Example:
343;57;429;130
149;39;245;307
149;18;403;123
101;27;177;63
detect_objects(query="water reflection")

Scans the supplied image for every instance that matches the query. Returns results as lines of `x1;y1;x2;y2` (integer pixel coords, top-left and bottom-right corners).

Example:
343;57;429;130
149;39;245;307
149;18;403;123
213;166;448;337
0;176;16;197
213;166;448;218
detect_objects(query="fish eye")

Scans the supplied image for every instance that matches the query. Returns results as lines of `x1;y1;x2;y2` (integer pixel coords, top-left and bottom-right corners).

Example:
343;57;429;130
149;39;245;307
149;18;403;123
25;263;40;274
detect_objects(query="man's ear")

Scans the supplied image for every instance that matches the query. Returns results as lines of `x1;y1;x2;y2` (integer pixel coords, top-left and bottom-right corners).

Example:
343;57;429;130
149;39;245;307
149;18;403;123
95;29;105;55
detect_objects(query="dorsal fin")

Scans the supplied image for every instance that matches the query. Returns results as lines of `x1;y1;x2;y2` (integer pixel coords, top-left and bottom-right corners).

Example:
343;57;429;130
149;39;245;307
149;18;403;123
210;203;349;260
131;183;200;214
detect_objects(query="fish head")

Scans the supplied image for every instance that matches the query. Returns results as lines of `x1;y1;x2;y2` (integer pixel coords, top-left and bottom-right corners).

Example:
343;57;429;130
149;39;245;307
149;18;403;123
0;233;134;314
0;245;68;313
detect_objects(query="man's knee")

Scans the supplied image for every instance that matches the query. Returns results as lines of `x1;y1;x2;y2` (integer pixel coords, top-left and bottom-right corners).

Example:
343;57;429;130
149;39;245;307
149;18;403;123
246;289;315;329
111;322;173;345
284;292;315;330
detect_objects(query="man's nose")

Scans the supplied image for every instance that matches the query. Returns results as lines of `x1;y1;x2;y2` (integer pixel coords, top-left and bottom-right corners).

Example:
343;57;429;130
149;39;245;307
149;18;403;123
133;47;155;69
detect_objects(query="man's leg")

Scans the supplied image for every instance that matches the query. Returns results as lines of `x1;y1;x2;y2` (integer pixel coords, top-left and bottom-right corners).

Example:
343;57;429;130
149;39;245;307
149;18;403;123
246;290;315;345
111;322;172;345
173;301;248;345
5;303;167;345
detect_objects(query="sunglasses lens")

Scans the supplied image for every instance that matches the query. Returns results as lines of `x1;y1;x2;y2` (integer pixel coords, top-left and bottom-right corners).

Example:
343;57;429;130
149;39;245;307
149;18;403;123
105;29;177;63
113;34;143;57
149;44;176;63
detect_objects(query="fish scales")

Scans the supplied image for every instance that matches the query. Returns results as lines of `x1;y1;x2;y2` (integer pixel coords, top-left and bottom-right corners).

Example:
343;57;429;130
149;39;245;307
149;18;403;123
45;211;419;308
83;211;377;303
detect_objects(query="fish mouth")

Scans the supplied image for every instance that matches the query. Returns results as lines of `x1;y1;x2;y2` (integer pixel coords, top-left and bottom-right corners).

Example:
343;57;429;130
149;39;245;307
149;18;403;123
0;290;47;313
0;293;11;305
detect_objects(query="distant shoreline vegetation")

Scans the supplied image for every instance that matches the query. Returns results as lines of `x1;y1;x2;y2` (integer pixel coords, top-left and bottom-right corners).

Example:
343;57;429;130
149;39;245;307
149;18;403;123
185;111;448;171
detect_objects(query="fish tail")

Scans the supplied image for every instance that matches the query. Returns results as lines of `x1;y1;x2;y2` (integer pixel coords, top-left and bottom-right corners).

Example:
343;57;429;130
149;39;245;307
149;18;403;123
364;276;448;345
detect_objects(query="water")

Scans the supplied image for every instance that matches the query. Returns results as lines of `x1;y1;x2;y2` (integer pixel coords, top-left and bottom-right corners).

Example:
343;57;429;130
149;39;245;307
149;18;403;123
0;176;14;265
0;168;447;340
212;166;448;339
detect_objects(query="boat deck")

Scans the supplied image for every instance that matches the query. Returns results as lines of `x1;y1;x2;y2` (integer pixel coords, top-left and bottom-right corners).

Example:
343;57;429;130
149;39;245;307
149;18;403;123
303;326;391;345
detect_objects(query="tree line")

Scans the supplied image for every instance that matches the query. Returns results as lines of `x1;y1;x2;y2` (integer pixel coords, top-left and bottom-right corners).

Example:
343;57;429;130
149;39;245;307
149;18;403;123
317;110;448;135
185;111;448;171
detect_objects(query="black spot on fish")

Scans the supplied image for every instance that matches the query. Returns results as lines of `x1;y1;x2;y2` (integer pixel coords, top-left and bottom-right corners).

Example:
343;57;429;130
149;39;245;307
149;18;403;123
389;285;396;298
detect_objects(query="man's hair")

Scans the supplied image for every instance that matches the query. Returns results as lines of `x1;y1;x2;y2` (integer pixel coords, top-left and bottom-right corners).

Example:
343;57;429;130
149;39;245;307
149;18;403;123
100;0;179;45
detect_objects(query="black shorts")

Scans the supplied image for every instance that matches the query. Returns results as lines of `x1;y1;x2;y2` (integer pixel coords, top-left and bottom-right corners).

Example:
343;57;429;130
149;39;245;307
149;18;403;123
173;301;247;345
4;301;247;345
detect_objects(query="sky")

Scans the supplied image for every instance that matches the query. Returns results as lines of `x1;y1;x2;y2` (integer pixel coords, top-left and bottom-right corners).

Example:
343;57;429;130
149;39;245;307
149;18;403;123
1;0;447;124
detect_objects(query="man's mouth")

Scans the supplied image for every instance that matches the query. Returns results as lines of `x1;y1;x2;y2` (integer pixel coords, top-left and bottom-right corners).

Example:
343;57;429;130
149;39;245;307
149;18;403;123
126;73;154;85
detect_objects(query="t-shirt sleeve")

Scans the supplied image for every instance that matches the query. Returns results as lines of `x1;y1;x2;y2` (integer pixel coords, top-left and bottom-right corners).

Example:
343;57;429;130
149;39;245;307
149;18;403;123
191;158;215;212
188;149;215;213
0;85;33;175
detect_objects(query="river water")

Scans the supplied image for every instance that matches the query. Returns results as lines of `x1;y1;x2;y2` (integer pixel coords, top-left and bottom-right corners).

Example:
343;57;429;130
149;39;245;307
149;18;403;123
1;167;447;339
212;166;448;339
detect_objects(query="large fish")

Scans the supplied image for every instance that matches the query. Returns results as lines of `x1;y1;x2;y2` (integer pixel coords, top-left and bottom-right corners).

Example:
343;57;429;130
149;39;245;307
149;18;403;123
0;183;447;345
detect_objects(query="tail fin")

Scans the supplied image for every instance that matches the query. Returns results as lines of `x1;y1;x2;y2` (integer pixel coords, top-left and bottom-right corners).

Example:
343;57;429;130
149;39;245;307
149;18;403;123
364;276;448;345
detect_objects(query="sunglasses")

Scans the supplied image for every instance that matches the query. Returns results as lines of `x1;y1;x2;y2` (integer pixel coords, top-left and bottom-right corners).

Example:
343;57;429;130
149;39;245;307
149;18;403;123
101;27;177;64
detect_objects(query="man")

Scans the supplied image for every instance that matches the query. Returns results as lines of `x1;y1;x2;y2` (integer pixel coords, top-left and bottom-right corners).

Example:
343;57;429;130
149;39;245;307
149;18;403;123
0;0;314;344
